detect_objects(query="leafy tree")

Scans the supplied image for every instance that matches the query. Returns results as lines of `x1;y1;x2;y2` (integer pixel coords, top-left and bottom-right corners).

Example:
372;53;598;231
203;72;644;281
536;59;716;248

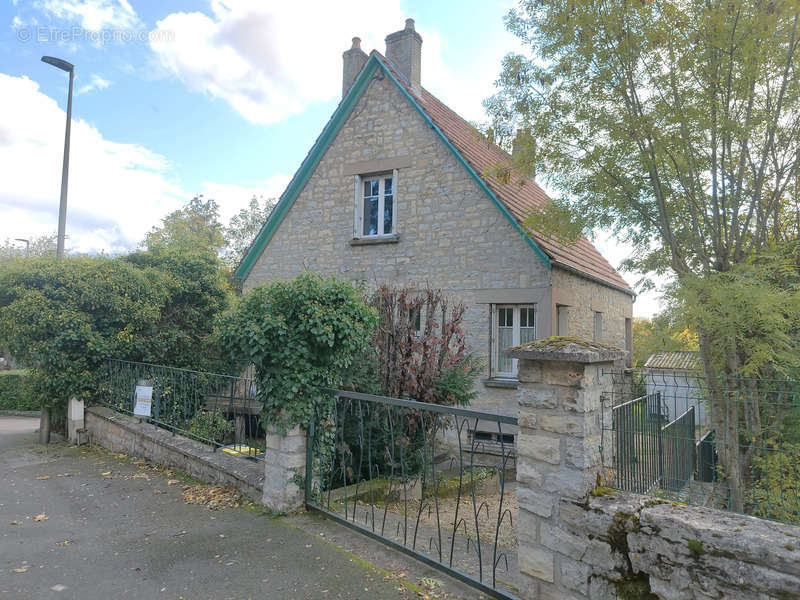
0;234;57;260
487;0;800;511
217;272;377;430
143;195;225;255
223;195;276;268
0;257;167;418
632;313;698;368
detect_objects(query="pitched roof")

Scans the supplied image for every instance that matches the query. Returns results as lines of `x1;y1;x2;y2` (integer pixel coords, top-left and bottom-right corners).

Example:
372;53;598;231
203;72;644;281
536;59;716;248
644;351;701;371
373;52;631;292
235;52;632;294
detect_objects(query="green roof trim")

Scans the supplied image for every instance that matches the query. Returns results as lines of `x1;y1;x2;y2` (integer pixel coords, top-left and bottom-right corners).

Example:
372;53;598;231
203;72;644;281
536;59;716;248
376;61;552;270
234;54;551;281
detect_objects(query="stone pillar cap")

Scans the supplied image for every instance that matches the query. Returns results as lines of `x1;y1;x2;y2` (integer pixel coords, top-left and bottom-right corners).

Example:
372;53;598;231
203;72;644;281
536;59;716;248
505;336;627;363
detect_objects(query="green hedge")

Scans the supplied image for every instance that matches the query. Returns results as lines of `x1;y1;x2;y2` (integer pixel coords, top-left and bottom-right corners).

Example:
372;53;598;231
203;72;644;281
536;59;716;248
0;370;39;411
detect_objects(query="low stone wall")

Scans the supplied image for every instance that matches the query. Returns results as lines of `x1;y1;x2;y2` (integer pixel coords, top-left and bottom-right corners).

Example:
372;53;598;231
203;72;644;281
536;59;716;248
557;492;800;600
85;406;264;502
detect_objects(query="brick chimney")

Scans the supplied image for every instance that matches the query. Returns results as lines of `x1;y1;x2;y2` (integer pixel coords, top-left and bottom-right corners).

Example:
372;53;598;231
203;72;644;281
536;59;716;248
385;18;422;92
342;37;368;98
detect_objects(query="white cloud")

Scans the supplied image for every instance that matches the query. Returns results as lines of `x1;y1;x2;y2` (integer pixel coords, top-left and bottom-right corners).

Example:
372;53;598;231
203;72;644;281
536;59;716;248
36;0;139;30
0;73;184;255
149;0;410;124
76;73;111;95
200;175;291;225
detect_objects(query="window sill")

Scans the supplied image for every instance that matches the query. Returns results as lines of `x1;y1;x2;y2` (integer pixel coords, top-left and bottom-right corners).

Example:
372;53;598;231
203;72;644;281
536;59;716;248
482;378;520;389
349;234;399;246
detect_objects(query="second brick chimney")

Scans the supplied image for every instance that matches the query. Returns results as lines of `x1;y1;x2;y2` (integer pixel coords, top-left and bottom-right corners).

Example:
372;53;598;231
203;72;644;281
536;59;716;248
385;18;422;92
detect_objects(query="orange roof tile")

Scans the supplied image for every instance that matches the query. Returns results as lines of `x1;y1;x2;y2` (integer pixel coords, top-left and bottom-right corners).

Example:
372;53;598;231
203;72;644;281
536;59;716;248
374;52;632;293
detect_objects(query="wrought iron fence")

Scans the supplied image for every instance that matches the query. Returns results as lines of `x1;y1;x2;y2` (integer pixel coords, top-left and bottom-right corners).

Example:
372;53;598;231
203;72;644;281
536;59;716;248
305;389;520;599
604;369;800;525
99;359;264;460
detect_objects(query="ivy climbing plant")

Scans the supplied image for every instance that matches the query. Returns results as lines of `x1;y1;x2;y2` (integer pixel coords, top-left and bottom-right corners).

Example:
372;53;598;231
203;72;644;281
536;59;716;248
217;272;377;431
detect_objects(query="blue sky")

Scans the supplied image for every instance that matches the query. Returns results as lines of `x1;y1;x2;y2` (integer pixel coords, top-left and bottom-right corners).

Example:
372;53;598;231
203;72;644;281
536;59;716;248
0;0;661;316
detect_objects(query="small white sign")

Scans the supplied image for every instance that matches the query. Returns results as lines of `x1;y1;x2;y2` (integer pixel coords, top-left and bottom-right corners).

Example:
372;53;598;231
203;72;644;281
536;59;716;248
133;385;153;417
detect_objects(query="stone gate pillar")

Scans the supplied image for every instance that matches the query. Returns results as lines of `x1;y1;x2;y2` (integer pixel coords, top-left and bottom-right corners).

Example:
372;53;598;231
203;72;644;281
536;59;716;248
262;424;306;513
507;339;626;600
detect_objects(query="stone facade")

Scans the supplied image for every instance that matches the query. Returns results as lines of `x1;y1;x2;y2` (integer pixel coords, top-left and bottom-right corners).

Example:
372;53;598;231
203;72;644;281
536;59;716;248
243;63;633;419
551;267;632;353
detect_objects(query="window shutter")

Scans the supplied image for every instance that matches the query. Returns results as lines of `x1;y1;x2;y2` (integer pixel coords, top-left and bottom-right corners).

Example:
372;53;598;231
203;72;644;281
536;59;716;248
353;175;360;238
392;168;398;233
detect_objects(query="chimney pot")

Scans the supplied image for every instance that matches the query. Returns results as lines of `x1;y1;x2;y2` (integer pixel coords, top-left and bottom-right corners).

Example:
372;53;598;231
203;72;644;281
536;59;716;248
385;18;423;92
342;36;368;98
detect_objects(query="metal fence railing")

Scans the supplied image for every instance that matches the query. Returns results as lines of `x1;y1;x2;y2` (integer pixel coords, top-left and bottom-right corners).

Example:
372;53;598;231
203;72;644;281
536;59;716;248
661;406;696;492
99;359;264;460
305;389;520;600
611;393;664;494
604;369;800;525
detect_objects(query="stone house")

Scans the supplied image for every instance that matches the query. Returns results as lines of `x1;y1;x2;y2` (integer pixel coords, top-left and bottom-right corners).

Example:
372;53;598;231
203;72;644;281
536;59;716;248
235;19;634;438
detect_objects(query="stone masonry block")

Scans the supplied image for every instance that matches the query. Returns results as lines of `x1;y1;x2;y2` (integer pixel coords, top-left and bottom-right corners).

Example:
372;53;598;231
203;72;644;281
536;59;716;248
519;544;555;583
518;487;554;518
519;386;558;409
517;433;561;465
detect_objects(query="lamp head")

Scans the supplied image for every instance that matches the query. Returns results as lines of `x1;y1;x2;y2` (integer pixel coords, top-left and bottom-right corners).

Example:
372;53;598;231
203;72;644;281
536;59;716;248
41;56;74;72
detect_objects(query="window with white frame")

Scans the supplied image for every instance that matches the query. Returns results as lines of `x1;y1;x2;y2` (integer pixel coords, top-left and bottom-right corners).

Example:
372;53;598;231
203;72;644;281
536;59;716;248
492;304;536;378
355;171;395;237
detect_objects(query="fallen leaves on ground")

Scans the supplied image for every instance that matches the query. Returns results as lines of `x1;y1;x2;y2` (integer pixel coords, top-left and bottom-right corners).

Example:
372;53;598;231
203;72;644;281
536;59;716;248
167;479;179;486
10;520;20;525
35;475;50;480
12;565;29;574
182;485;243;510
56;539;72;546
34;514;48;522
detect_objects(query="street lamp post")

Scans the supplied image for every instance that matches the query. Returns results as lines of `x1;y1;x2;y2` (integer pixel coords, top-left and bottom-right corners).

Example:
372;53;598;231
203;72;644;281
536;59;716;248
39;56;73;444
41;56;74;261
14;238;30;257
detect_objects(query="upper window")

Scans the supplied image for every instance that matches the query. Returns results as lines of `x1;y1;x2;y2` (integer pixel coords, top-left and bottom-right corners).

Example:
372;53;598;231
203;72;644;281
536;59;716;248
357;173;394;237
493;304;536;378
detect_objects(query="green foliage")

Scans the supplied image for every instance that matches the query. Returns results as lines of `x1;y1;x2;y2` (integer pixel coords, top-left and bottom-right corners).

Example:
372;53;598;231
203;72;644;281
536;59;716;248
0;370;38;411
674;248;800;378
0;234;57;261
187;410;234;445
632;314;698;368
0;251;232;412
223;195;277;269
217;272;377;430
749;442;800;525
143;195;225;256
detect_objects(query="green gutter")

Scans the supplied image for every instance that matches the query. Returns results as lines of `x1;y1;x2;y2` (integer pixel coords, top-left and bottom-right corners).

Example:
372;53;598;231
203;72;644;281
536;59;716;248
234;58;380;280
235;53;551;281
375;60;552;270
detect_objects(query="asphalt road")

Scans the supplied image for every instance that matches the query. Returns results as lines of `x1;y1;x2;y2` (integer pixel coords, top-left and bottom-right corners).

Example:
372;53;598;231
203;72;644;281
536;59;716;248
0;417;417;600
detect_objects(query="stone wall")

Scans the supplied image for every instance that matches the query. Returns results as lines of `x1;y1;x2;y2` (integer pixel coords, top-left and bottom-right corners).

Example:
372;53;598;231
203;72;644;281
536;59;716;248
243;72;552;417
551;266;632;352
509;340;800;600
85;406;264;502
561;493;800;600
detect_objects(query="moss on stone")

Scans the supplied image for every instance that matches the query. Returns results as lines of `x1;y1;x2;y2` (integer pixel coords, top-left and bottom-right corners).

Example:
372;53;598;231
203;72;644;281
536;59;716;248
508;335;619;351
687;539;705;559
590;485;618;497
614;573;659;600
